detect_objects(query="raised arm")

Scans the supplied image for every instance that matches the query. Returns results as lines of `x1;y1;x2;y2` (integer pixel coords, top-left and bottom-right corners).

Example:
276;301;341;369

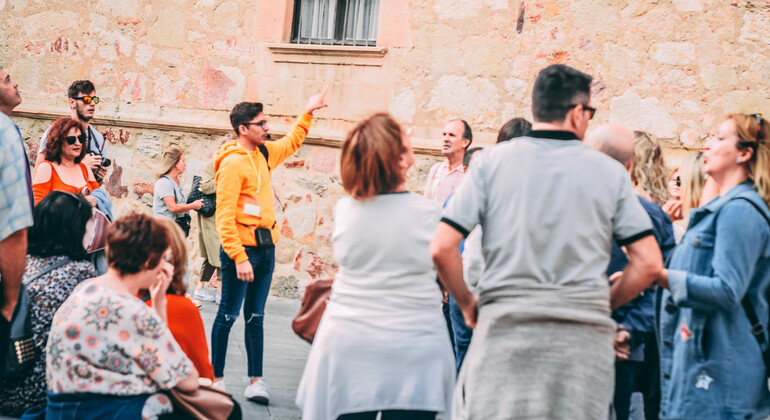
264;83;330;167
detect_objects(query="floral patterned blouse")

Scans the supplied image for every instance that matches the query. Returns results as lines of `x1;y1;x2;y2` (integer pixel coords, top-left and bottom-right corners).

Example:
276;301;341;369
46;280;194;395
0;256;96;417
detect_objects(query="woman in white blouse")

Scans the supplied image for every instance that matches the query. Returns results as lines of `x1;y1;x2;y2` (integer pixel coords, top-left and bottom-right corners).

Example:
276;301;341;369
296;113;455;420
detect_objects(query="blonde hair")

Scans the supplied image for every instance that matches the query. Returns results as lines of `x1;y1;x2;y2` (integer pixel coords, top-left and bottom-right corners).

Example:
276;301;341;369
728;113;770;207
631;131;669;206
154;218;188;295
679;152;705;217
157;147;184;179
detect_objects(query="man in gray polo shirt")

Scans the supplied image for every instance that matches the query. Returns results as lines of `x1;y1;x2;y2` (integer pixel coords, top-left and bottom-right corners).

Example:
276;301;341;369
430;64;663;419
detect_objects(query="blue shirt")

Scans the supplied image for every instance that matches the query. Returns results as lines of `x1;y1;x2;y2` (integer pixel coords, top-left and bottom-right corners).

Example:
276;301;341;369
607;196;675;360
0;112;33;242
658;181;770;419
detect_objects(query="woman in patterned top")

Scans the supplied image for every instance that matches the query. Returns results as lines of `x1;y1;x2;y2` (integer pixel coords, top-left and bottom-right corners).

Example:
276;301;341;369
0;191;96;417
45;212;199;419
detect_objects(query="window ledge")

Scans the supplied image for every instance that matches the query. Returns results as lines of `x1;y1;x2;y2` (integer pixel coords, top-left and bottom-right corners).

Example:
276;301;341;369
267;43;388;67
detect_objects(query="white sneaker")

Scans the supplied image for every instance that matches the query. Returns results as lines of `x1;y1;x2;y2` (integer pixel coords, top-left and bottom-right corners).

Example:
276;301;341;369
215;292;222;305
193;290;216;302
212;380;227;391
243;379;270;404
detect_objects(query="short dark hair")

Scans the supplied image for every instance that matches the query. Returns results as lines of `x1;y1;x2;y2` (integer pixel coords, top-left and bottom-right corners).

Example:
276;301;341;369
230;102;264;135
68;80;95;98
27;191;92;261
497;118;532;143
452;119;473;148
106;212;171;275
463;147;483;168
45;118;87;164
532;65;593;123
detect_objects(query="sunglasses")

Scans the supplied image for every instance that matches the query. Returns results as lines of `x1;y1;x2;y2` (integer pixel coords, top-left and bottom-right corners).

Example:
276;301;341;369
675;176;681;187
73;96;100;105
568;104;596;120
65;134;86;145
750;113;763;137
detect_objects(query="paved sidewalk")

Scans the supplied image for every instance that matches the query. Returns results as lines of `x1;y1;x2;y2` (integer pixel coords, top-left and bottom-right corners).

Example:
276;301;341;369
199;295;309;420
0;295;309;420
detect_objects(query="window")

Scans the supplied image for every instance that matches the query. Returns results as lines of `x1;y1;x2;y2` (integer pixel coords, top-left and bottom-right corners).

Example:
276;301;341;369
291;0;380;47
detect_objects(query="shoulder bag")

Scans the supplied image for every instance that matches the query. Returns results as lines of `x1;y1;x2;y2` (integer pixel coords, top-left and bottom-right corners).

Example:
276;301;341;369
168;384;240;420
186;175;216;218
291;278;333;344
3;257;71;378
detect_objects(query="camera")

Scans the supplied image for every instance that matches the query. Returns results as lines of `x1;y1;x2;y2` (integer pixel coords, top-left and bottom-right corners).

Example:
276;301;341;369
87;152;111;167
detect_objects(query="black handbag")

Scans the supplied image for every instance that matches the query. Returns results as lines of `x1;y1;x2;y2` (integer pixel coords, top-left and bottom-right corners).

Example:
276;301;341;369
3;258;70;378
175;213;192;237
187;175;216;217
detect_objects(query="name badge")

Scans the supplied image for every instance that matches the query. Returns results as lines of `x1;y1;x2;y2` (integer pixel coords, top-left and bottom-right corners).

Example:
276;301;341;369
244;203;261;217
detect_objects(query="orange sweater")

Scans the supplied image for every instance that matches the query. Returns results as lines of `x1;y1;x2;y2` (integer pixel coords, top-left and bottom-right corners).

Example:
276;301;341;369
215;113;313;264
33;161;100;204
143;295;214;380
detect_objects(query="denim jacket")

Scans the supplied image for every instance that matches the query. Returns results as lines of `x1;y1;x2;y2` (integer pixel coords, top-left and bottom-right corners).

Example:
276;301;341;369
658;181;770;419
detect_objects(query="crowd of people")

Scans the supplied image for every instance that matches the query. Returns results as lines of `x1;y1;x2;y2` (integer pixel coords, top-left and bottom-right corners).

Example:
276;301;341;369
1;60;769;420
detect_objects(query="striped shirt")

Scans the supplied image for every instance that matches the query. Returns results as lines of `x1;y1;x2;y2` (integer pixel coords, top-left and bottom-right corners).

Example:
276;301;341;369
0;112;33;242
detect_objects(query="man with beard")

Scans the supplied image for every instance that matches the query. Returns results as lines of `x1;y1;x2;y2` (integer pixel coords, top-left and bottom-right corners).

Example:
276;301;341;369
35;80;108;183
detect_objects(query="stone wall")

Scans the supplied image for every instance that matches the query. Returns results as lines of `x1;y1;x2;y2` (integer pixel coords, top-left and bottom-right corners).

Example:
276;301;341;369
2;0;768;296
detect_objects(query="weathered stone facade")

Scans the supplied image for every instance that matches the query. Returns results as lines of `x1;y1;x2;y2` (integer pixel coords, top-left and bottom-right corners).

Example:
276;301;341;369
2;0;768;296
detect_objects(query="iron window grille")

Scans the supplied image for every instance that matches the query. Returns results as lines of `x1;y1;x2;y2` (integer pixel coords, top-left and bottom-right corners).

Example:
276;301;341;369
291;0;380;47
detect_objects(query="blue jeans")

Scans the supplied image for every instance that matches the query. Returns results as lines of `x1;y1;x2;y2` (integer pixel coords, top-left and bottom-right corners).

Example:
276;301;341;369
44;392;148;419
211;246;275;378
448;294;473;370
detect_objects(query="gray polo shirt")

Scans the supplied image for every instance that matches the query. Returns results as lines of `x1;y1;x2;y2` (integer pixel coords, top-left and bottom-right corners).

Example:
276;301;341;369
153;175;187;220
442;130;653;298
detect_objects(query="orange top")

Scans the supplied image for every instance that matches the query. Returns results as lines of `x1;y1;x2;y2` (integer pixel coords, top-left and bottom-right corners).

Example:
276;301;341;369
33;161;100;204
143;294;215;380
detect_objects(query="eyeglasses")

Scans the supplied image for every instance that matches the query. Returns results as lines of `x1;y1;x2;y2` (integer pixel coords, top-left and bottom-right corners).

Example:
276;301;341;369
567;104;596;120
73;96;100;105
65;134;86;145
244;120;268;129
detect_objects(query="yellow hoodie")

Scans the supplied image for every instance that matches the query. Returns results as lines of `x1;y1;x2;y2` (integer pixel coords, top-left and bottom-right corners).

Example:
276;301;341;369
215;113;313;265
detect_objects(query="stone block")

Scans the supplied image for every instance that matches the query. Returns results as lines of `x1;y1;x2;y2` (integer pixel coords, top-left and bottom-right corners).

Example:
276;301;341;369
700;64;738;91
148;8;185;48
609;90;678;139
426;75;500;131
285;206;316;239
652;42;696;65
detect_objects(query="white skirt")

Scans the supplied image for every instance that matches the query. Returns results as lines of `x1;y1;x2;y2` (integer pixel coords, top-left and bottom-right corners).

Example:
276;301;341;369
296;301;456;420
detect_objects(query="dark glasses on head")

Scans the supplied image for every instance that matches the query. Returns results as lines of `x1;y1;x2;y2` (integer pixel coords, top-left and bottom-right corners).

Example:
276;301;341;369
74;96;99;105
65;135;86;145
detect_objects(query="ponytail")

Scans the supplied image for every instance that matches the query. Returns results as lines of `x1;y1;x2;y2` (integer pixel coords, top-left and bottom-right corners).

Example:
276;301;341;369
728;113;770;207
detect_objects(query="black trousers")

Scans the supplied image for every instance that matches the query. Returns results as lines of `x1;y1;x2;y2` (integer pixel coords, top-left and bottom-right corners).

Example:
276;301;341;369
338;410;436;420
